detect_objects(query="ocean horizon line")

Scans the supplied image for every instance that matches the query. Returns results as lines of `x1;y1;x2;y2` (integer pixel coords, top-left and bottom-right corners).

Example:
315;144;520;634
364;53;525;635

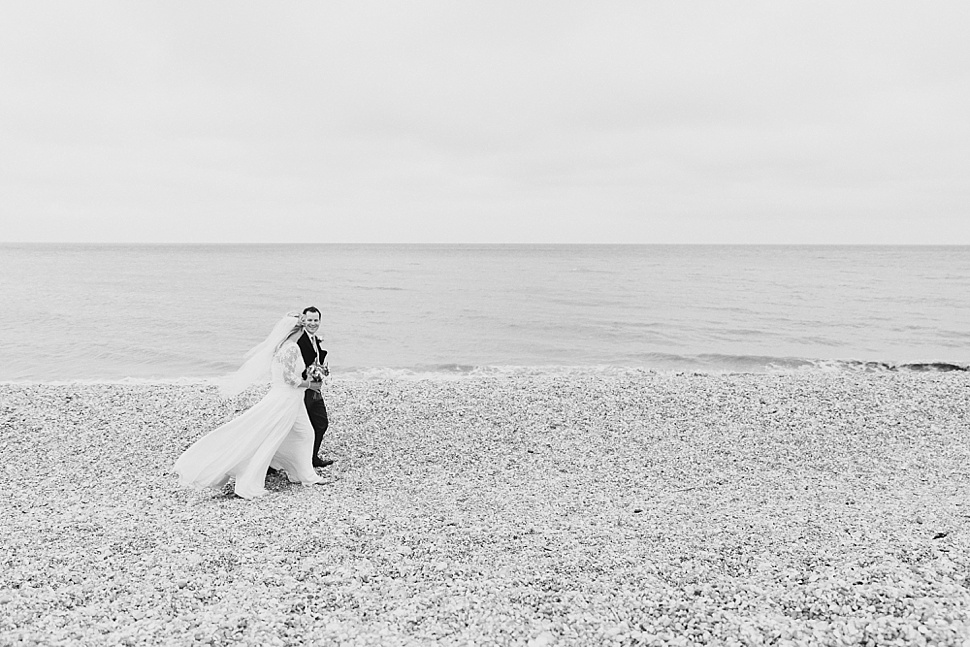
3;241;970;248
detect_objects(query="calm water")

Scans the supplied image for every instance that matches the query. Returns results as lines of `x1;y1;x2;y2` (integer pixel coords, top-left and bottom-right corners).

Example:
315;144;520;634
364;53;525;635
1;244;968;381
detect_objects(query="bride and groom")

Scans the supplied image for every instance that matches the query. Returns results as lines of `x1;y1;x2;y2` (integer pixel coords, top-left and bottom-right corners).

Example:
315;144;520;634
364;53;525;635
174;307;334;499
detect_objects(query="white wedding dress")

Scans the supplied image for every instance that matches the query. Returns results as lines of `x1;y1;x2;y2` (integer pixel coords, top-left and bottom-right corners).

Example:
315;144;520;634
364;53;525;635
174;341;324;499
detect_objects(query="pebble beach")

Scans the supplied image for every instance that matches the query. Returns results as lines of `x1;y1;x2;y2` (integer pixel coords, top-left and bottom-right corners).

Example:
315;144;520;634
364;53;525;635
2;371;969;646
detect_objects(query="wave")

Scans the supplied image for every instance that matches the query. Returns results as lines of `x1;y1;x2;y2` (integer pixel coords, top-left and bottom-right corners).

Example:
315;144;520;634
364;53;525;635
335;357;970;379
1;356;967;386
349;285;406;291
799;359;968;373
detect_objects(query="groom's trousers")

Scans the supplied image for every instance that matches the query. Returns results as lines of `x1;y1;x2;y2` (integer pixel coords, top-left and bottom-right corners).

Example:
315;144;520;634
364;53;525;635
304;390;329;460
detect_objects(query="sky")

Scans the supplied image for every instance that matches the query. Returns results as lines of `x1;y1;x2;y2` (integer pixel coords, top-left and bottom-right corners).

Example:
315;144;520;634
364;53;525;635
1;1;968;244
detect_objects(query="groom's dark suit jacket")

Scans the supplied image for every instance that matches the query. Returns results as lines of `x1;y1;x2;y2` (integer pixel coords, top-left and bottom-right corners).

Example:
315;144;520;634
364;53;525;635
296;331;327;379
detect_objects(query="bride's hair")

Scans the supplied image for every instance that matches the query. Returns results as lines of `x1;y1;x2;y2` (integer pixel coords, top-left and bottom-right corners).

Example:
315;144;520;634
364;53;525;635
275;324;303;352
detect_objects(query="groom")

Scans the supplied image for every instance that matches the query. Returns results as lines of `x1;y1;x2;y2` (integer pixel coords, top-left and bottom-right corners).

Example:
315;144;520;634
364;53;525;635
298;306;333;468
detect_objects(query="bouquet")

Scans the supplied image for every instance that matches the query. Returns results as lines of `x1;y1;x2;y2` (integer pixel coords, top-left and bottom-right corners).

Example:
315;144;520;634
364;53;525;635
306;361;329;400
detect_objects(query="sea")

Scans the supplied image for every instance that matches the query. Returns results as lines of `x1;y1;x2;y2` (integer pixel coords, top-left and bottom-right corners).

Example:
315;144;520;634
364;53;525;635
1;244;968;382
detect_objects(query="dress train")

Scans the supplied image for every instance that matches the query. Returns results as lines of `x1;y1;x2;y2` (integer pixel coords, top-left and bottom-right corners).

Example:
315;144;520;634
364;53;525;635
174;341;323;499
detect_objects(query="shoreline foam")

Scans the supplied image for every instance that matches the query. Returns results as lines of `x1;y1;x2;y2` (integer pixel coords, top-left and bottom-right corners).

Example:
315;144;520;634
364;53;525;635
2;357;967;387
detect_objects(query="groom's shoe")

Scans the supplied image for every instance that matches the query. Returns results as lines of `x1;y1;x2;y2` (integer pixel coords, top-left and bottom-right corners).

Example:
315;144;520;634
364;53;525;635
313;458;334;468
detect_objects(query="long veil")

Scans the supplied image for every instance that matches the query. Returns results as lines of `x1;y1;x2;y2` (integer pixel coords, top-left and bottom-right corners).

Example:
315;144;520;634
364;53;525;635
215;314;301;398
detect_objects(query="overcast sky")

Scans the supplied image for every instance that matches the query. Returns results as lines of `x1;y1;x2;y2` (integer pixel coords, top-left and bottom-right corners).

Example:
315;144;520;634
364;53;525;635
1;1;968;244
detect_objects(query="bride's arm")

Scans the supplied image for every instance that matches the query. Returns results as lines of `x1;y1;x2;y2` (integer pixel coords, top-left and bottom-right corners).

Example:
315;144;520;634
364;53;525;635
279;343;311;388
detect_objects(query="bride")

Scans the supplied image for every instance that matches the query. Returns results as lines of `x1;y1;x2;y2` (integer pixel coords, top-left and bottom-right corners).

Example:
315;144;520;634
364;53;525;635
174;312;326;499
